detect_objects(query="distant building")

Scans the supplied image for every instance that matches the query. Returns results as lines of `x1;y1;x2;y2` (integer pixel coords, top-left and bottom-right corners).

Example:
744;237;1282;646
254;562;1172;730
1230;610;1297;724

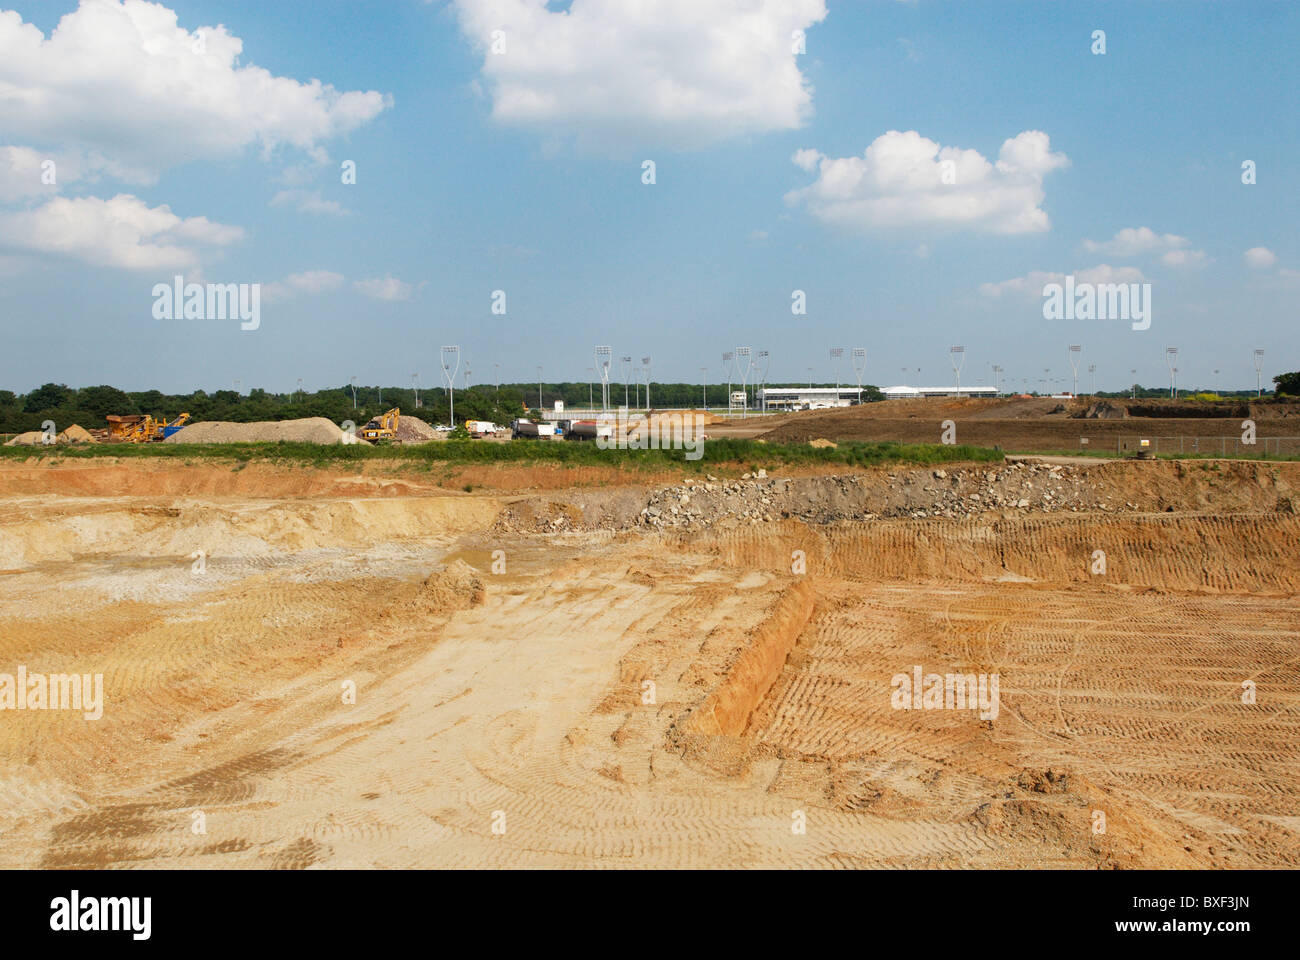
880;385;999;400
757;386;864;411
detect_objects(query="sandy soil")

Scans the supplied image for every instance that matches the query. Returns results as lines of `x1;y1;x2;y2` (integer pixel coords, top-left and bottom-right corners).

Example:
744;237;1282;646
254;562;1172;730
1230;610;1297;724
0;456;1296;869
758;397;1300;453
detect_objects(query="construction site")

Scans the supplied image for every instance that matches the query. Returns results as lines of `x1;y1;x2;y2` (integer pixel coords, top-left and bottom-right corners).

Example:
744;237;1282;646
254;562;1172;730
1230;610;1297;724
0;396;1296;869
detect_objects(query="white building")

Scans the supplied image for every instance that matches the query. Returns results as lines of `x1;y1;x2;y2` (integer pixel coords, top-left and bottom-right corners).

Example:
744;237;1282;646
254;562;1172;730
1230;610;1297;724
880;385;999;400
757;386;864;410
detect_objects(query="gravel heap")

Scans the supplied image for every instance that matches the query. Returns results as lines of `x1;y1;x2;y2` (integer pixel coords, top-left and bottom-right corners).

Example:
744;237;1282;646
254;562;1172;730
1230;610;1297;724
394;415;439;441
165;418;365;444
637;462;1125;530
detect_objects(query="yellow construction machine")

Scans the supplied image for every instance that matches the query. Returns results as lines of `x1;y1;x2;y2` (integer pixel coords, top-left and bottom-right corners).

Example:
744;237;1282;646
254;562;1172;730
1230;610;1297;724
105;412;191;443
359;407;400;442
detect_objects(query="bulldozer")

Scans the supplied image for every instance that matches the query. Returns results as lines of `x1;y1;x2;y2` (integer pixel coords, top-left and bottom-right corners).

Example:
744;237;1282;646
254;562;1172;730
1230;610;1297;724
105;412;191;443
359;407;400;442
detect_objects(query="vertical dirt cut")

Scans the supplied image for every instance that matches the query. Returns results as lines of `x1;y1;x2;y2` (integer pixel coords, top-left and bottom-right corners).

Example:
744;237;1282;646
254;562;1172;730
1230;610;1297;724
685;580;816;736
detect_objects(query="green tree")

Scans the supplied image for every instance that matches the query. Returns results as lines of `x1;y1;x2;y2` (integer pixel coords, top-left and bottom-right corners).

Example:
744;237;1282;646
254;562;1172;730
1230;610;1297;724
23;382;72;413
1274;371;1300;396
76;385;135;420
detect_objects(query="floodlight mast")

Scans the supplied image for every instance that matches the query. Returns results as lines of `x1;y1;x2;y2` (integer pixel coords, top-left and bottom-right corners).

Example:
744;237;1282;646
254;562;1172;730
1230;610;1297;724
950;346;965;392
756;350;770;410
348;377;355;408
621;356;632;409
441;346;460;426
1088;363;1096;395
700;367;708;410
412;373;420;409
830;347;844;400
1165;347;1178;399
851;348;866;404
722;352;734;412
1254;349;1265;398
641;356;652;409
991;364;1003;396
1068;345;1082;397
595;346;612;413
734;347;752;417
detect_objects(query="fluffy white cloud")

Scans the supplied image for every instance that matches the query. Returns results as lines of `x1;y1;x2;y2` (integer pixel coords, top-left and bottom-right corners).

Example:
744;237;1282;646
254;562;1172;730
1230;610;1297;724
979;263;1146;298
353;274;413;301
0;0;391;182
1082;226;1206;267
0;193;242;270
786;129;1068;235
1159;248;1207;269
452;0;827;147
1244;246;1277;269
270;189;348;216
262;270;345;303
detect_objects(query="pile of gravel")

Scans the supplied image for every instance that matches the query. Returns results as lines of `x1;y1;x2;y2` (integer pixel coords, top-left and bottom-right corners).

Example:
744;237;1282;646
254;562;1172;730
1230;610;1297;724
394;415;440;441
165;418;365;445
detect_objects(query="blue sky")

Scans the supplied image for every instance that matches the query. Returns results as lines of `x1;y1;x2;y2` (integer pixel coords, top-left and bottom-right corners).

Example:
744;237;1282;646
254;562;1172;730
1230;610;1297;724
0;0;1296;395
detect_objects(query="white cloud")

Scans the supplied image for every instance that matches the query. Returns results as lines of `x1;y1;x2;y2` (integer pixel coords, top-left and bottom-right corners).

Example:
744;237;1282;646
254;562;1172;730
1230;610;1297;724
786;129;1068;235
270;189;348;216
1081;226;1205;267
0;0;391;182
0;193;242;270
1159;248;1207;269
1244;246;1277;269
980;264;1146;298
353;274;413;301
262;270;345;303
452;0;827;147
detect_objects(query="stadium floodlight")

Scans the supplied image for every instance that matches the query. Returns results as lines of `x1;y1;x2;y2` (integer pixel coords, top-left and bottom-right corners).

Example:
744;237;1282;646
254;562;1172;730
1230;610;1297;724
990;364;1003;396
756;350;771;410
1131;368;1138;399
587;366;594;409
494;362;500;400
700;366;708;410
1254;349;1265;398
441;346;461;426
1165;346;1178;399
851;348;867;402
1068;345;1082;397
734;347;752;416
464;367;472;390
536;365;543;411
641;356;652;409
950;346;966;392
412;373;420;409
347;377;355;408
830;347;844;400
723;352;735;408
621;356;632;408
1088;363;1096;395
595;345;612;413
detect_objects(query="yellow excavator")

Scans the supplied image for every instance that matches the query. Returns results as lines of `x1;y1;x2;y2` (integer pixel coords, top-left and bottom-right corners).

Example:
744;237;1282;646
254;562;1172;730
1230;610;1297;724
359;407;400;442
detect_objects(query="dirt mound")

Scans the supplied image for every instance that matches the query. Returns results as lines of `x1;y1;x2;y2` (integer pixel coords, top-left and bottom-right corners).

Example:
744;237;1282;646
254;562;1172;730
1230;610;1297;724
394;415;439;442
4;431;47;446
1076;400;1128;420
57;424;96;443
165;418;364;445
420;559;486;609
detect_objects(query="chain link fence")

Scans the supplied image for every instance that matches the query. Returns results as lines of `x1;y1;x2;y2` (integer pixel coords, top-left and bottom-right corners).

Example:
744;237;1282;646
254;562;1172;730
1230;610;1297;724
1105;436;1300;457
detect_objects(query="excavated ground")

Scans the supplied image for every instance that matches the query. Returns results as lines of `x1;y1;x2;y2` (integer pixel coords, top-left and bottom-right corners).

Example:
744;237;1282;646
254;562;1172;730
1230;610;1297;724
0;458;1296;869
